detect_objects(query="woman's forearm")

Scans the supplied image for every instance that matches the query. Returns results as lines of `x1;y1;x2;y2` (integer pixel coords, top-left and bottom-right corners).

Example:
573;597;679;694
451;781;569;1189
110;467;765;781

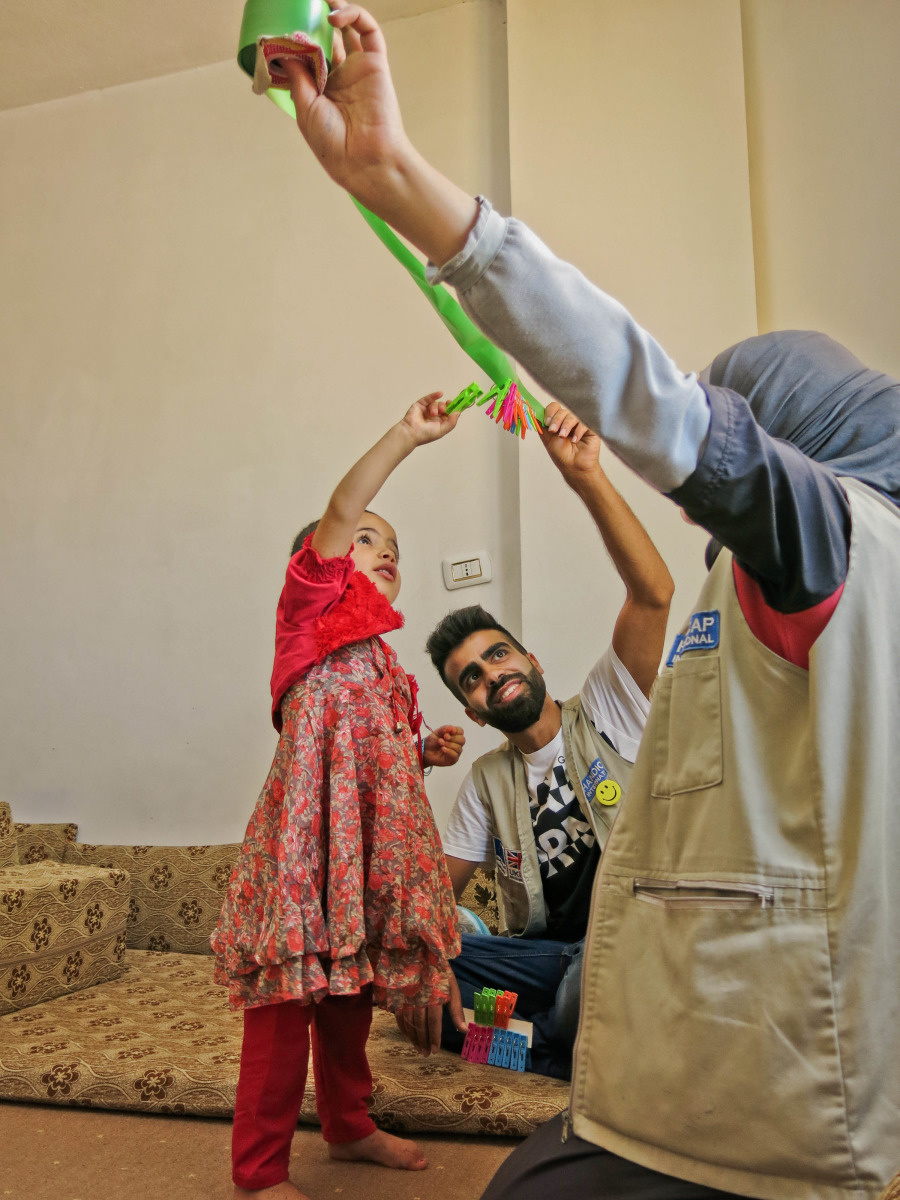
429;200;711;494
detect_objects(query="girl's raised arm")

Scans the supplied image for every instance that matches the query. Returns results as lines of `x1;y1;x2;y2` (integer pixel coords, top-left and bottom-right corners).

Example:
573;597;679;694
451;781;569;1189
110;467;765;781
311;392;459;560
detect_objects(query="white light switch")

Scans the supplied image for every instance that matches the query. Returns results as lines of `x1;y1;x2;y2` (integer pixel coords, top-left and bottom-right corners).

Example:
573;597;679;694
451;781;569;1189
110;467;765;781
442;551;493;591
451;559;481;582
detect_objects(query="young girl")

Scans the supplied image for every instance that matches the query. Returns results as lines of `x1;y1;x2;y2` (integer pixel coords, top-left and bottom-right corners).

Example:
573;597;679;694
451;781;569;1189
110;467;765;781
212;392;465;1200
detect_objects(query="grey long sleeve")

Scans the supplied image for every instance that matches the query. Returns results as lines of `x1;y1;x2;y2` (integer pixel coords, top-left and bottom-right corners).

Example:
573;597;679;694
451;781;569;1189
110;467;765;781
427;198;711;493
427;198;853;611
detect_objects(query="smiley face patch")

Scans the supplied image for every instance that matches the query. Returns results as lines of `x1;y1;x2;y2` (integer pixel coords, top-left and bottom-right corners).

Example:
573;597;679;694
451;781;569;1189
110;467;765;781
593;778;622;806
581;757;621;806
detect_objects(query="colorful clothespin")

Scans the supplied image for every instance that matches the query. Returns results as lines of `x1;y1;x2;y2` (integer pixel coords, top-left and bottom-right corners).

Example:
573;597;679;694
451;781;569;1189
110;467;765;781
494;990;518;1029
447;381;544;439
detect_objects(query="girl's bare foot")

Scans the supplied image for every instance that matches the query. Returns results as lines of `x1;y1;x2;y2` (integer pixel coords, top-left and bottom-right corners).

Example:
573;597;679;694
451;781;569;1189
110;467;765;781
328;1129;427;1170
234;1182;310;1199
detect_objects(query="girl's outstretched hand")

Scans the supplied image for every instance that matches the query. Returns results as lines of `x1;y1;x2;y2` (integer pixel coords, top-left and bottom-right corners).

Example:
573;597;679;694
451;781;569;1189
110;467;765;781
401;392;460;446
423;725;465;768
284;4;409;204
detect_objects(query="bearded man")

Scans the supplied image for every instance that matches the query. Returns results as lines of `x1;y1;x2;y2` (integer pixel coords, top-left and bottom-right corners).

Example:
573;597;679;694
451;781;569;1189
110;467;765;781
422;402;674;1079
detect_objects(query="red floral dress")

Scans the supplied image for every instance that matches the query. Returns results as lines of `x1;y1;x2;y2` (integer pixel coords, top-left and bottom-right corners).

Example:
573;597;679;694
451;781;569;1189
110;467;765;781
212;544;459;1014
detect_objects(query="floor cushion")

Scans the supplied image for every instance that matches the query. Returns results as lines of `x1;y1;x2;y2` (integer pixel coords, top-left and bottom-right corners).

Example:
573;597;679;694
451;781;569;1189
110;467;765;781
0;804;16;868
0;950;568;1133
0;862;128;1014
65;843;239;954
15;821;79;865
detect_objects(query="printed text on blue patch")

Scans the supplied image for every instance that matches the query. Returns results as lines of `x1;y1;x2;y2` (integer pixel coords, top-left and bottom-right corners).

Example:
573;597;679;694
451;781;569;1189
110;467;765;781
666;610;720;667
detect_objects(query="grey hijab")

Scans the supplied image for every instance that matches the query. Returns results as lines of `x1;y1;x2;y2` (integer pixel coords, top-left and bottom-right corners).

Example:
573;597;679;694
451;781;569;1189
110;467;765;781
706;329;900;508
700;330;900;569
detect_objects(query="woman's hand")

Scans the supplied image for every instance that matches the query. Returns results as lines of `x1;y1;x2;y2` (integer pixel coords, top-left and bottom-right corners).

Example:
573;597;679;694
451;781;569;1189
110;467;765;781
423;725;465;768
284;4;479;266
284;4;410;204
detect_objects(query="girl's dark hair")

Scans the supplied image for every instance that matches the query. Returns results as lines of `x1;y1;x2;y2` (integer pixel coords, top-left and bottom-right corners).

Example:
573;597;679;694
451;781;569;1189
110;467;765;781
290;520;319;558
425;605;529;699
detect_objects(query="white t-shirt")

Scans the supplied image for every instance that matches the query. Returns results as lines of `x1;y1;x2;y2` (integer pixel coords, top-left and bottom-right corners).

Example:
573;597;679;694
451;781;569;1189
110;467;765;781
442;646;650;862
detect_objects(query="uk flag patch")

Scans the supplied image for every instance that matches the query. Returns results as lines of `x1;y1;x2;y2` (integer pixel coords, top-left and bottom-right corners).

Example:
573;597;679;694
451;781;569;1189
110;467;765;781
493;838;524;882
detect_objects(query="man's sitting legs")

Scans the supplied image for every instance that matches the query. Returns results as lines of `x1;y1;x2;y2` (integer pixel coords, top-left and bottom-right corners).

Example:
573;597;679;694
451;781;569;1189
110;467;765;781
443;932;584;1080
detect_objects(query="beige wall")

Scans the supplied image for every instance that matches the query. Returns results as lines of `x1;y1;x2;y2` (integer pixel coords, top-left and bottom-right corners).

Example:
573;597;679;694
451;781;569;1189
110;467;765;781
507;0;756;690
0;1;517;843
2;1;898;844
741;0;900;376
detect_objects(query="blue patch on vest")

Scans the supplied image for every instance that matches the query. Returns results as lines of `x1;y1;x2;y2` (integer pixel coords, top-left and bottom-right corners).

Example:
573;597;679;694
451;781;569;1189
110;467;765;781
581;757;608;801
666;609;721;667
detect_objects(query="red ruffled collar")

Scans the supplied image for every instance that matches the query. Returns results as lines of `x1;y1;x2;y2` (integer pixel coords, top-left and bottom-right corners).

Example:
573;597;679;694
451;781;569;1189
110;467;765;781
312;572;424;760
313;570;404;665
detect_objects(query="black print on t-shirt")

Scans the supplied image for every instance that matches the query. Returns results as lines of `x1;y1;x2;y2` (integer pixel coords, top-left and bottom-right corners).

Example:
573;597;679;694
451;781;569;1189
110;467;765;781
530;761;595;880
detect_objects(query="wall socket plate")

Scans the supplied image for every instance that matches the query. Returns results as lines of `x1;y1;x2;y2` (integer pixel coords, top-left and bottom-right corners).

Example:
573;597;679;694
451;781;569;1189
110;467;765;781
441;551;493;591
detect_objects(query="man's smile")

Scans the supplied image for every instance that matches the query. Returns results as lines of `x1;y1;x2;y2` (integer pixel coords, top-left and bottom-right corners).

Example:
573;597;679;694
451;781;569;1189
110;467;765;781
490;676;527;705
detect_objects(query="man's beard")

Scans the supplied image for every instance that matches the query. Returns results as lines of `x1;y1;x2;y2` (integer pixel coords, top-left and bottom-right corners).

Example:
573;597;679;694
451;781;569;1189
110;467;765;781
477;667;547;734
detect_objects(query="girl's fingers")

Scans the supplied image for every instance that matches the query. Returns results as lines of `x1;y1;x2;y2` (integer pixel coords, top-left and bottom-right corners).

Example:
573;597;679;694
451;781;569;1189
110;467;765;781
438;730;464;748
427;1004;442;1053
412;1006;429;1053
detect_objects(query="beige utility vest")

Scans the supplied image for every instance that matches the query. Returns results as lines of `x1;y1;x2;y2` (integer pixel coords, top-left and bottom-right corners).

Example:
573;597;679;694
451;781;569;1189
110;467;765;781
471;695;631;937
570;480;900;1200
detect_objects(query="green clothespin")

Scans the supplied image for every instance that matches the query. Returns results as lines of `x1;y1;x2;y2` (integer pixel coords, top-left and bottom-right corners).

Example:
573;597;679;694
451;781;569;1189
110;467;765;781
446;382;484;414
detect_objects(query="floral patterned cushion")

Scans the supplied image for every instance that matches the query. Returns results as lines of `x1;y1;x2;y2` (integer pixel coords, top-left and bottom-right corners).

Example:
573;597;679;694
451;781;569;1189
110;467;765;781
15;821;78;865
0;862;128;1014
64;844;239;955
459;867;500;935
0;804;16;868
0;950;568;1132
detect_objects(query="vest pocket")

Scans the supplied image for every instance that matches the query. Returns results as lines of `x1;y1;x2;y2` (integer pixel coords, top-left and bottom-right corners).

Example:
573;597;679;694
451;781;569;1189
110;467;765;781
633;877;775;909
573;881;841;1179
496;874;533;938
651;656;723;797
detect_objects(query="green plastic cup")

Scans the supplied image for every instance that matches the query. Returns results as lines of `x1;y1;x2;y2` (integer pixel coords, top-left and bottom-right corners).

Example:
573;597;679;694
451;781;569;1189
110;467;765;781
237;0;334;114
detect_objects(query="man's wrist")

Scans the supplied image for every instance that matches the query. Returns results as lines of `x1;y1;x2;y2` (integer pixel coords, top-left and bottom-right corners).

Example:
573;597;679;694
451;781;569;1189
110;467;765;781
561;464;604;496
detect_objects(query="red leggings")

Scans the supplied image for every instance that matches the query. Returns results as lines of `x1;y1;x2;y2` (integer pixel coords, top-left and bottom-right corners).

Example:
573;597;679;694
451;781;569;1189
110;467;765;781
232;988;377;1190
